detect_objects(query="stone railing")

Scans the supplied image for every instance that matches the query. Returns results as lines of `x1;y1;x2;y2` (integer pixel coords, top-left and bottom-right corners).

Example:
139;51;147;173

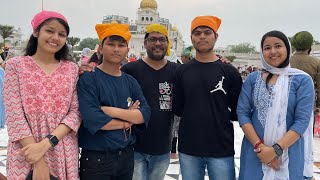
218;52;260;60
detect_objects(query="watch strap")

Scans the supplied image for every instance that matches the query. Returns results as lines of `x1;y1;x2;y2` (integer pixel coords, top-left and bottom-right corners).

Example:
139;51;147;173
272;143;283;156
46;134;59;147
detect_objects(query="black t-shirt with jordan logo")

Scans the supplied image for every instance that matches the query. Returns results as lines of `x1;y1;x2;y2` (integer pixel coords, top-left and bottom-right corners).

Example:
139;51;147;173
122;60;180;155
173;58;242;157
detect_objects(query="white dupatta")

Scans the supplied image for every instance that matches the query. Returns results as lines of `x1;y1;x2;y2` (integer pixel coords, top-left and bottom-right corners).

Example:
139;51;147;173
260;51;314;180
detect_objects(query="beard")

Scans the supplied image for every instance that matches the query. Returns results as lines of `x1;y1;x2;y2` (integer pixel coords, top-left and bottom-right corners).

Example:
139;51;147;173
146;48;166;61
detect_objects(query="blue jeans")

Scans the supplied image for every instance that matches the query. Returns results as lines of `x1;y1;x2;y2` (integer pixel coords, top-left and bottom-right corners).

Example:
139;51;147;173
132;152;170;180
179;152;235;180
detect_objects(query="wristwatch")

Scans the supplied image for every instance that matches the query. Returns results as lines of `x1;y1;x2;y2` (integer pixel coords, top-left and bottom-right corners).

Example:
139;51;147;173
272;143;283;156
46;134;59;147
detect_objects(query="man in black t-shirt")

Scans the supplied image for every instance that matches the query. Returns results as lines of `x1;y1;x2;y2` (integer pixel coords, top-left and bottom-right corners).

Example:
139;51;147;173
173;16;242;180
121;24;179;180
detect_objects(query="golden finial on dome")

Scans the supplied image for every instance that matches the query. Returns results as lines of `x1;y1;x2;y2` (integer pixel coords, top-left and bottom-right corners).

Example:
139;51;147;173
140;0;158;9
171;26;177;31
111;20;118;24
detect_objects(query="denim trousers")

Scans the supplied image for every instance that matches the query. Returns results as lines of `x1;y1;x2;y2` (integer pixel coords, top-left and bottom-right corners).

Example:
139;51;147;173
179;152;235;180
79;146;134;180
132;151;170;180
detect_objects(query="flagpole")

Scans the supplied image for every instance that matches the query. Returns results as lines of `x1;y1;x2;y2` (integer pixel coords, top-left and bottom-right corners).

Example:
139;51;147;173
42;0;44;11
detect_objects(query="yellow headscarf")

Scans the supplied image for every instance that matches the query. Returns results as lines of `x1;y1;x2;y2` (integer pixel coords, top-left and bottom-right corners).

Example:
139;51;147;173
95;24;131;44
146;24;170;56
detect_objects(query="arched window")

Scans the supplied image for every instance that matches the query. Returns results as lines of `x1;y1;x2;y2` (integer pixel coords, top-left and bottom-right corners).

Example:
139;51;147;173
141;17;144;21
146;17;149;21
150;17;153;21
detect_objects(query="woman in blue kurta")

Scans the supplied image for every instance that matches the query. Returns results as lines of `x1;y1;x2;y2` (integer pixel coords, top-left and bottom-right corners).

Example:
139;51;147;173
237;31;314;180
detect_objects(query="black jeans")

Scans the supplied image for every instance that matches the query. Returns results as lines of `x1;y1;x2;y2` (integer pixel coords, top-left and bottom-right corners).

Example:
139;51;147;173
79;146;134;180
171;137;178;153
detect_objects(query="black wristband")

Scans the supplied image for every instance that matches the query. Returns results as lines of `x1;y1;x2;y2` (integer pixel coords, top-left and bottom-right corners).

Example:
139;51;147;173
272;143;283;156
46;134;59;147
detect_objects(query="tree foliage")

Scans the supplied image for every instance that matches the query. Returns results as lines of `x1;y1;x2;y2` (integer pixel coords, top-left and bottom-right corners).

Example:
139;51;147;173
230;43;256;53
0;24;14;45
67;36;80;50
77;38;99;51
224;56;236;62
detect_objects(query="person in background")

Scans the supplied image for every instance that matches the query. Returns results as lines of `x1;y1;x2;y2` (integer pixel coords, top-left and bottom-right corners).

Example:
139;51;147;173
0;66;4;129
80;47;91;63
88;51;102;67
237;30;314;180
3;11;81;179
165;49;178;63
170;114;180;159
290;31;320;113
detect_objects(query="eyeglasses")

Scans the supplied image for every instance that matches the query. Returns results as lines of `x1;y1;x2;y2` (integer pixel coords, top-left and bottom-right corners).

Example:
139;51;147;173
147;37;167;44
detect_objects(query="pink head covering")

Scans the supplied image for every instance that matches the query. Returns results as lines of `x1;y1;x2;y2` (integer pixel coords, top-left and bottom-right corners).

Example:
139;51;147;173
31;11;68;31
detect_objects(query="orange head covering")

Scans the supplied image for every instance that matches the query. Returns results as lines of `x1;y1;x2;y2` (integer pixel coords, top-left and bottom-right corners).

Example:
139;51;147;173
146;24;170;56
95;24;131;44
191;16;221;33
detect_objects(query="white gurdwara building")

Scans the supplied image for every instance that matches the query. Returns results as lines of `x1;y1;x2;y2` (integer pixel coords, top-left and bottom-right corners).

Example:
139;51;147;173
102;0;185;58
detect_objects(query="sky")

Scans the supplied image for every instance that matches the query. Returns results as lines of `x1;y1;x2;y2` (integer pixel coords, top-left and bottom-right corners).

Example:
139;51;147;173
0;0;319;51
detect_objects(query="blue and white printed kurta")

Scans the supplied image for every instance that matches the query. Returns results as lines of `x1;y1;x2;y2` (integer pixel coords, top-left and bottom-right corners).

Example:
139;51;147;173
0;67;5;128
237;71;314;180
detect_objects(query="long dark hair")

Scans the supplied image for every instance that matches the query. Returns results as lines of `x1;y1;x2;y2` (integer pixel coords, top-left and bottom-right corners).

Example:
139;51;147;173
24;18;70;61
261;30;290;89
88;52;102;65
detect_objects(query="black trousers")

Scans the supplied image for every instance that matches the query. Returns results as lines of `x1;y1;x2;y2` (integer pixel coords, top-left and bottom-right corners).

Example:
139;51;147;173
171;137;178;153
79;146;134;180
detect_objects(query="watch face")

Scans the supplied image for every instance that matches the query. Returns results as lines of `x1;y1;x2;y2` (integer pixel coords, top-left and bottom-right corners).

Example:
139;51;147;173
273;144;283;156
51;136;58;146
47;135;59;147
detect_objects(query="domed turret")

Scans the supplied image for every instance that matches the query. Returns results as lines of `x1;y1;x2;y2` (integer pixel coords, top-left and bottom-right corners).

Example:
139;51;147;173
111;20;118;24
171;26;177;32
140;0;157;9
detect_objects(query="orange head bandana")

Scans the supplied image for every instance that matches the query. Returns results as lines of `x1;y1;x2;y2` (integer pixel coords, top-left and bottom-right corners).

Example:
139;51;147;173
146;24;170;56
191;16;221;33
95;24;131;44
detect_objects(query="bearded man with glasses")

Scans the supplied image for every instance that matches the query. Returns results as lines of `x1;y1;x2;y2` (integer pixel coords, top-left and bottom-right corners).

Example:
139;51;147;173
121;24;180;180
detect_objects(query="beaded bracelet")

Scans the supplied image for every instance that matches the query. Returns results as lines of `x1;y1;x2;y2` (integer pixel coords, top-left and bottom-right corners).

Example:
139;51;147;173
254;140;263;149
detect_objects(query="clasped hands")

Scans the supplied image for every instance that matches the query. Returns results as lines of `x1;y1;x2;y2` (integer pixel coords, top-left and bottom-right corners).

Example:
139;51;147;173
20;139;57;179
254;144;281;170
20;138;51;164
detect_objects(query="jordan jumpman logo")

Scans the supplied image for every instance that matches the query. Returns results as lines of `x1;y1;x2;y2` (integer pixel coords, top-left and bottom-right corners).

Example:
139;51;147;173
210;76;227;94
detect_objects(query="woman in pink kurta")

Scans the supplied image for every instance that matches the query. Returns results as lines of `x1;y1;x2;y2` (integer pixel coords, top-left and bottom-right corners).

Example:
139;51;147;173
3;11;80;180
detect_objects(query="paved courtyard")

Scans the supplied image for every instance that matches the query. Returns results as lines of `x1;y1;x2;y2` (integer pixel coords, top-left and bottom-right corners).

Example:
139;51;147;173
0;122;319;179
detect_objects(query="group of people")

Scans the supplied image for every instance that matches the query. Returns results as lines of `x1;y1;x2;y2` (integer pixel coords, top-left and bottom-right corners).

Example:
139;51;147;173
238;64;260;77
1;9;316;180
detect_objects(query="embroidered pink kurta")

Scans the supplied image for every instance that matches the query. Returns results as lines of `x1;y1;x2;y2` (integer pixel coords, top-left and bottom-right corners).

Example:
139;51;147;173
3;56;81;180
